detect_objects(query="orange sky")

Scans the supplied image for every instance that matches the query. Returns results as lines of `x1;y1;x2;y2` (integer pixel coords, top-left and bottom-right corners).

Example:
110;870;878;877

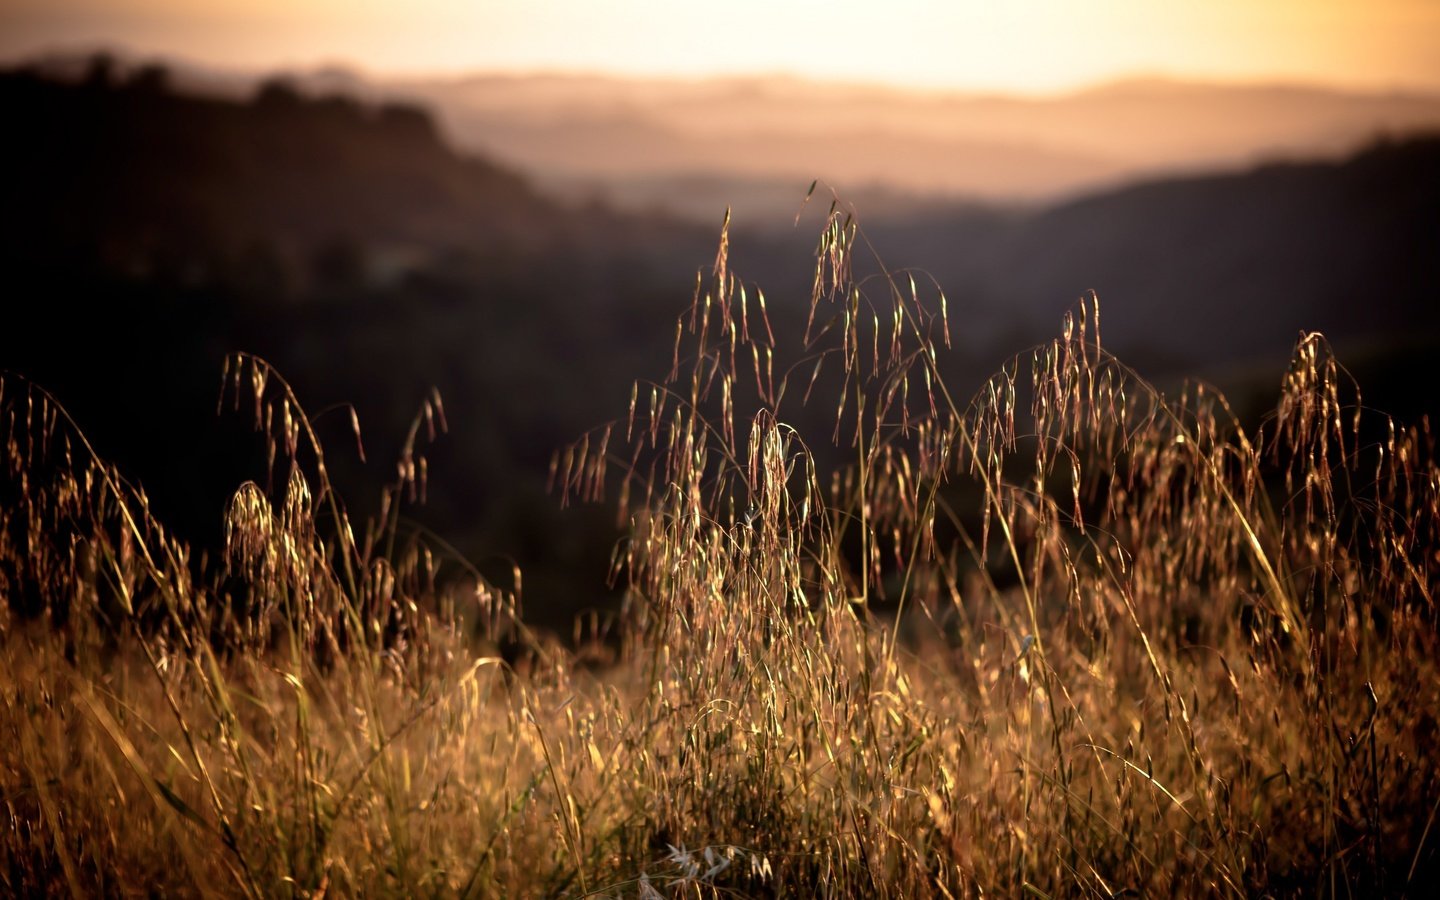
3;0;1439;93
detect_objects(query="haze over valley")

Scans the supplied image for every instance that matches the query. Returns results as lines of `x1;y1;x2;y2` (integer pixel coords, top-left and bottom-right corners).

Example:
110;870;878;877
29;51;1440;221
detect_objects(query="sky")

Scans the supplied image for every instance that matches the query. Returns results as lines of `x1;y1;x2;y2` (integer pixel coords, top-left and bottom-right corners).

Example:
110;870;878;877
3;0;1440;94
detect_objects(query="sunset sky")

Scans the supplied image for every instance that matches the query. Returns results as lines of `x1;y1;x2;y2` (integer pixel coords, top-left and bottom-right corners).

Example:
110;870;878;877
3;0;1440;93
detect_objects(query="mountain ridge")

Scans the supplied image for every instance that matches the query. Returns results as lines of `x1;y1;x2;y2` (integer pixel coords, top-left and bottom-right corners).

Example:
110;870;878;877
14;48;1440;220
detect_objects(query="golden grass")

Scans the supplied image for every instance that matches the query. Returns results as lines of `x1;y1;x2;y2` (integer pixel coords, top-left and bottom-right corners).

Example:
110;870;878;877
3;209;1438;897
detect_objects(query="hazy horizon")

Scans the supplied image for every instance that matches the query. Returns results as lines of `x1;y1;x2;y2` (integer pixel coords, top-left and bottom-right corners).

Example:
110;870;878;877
5;0;1440;96
0;44;1396;102
7;40;1440;102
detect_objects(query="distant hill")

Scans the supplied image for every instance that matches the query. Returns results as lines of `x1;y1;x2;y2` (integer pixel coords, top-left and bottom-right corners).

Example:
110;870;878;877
389;72;1440;220
859;135;1440;380
0;61;579;298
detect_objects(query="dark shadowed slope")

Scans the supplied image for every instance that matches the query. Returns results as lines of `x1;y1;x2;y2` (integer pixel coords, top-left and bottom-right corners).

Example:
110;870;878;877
0;65;569;288
859;136;1440;399
0;65;718;625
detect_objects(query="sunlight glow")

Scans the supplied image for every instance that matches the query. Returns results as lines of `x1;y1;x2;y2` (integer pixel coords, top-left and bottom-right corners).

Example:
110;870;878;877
2;0;1438;92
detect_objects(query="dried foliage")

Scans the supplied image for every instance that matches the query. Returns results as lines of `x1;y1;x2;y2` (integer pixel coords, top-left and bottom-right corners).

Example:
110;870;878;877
3;209;1438;897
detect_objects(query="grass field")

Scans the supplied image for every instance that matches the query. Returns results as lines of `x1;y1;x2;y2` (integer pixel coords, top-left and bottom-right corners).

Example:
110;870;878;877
3;210;1438;897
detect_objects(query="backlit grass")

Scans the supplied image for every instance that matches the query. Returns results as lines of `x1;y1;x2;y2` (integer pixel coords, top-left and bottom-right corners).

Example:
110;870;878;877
3;210;1438;897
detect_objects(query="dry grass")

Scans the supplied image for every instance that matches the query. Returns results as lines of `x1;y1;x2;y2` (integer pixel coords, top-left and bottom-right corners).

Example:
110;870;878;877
3;208;1438;897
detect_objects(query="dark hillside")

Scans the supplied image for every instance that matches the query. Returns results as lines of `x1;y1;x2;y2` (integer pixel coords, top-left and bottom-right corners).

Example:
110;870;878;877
1000;136;1440;364
0;64;718;623
1;64;566;284
861;137;1440;408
